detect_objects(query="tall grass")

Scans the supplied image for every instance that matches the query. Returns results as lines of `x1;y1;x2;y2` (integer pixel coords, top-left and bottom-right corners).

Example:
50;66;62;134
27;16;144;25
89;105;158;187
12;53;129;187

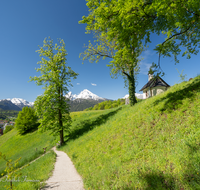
59;75;200;189
0;150;56;190
0;128;56;176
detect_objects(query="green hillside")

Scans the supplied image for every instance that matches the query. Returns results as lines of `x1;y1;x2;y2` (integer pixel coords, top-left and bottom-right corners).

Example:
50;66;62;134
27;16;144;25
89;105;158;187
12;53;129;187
0;108;118;189
58;75;200;189
0;128;56;177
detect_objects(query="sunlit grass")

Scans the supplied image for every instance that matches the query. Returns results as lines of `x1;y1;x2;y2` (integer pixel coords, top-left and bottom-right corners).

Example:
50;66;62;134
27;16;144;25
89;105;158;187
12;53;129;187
0;150;56;190
0;128;56;177
59;75;200;189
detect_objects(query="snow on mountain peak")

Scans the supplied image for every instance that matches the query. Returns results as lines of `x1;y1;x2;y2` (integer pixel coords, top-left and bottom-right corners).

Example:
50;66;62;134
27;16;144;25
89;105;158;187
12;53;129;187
9;98;34;107
66;89;104;101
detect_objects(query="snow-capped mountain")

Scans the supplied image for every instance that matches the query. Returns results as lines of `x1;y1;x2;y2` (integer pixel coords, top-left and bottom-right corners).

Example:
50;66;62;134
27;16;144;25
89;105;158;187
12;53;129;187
9;98;34;108
123;93;144;99
66;89;105;101
0;98;34;109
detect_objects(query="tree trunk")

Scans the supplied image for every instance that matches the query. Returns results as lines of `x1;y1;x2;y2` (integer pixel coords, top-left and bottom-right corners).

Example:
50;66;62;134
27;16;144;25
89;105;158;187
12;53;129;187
123;68;137;106
59;108;64;146
58;87;64;146
59;128;64;146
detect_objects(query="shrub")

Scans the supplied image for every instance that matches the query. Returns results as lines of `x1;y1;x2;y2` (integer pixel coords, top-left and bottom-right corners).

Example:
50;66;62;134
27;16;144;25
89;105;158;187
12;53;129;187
4;125;14;134
15;107;39;135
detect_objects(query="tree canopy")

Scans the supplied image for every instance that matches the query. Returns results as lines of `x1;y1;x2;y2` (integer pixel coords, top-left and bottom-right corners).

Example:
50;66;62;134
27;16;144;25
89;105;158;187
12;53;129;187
30;37;78;145
79;0;152;106
81;0;200;69
15;107;38;135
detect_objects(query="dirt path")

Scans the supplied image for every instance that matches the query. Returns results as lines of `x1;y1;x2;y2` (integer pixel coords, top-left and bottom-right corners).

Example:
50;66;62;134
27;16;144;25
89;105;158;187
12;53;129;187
42;147;85;190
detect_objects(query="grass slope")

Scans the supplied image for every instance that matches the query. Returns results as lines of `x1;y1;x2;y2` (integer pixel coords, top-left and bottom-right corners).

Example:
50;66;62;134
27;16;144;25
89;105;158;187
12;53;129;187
0;128;56;176
0;150;56;190
0;108;118;189
59;75;200;189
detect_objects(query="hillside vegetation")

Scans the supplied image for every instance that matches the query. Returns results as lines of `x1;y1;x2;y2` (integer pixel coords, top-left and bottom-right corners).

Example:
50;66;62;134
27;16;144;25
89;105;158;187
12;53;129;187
0;128;56;177
84;98;143;111
69;98;105;112
59;75;200;189
0;108;118;189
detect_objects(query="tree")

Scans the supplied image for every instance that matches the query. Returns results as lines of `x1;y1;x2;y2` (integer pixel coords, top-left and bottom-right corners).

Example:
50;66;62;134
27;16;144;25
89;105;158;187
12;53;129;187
4;125;14;134
80;0;200;86
150;0;200;64
15;107;38;135
79;0;162;106
80;29;142;106
30;38;78;146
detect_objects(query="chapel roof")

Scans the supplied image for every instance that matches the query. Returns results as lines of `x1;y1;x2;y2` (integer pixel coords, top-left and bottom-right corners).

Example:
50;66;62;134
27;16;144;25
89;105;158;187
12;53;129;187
139;76;170;91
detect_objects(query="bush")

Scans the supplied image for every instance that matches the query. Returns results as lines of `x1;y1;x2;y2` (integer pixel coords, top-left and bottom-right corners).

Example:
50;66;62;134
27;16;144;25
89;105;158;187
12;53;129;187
4;125;14;134
15;107;39;135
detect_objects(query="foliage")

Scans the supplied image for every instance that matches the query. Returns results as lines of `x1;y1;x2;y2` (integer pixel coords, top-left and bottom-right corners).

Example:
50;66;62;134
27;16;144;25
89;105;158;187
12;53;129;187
176;68;187;83
80;0;200;81
30;37;78;145
0;111;19;120
3;126;14;134
59;75;200;189
150;0;200;63
79;0;150;106
15;107;38;135
0;152;22;190
69;99;105;112
84;99;125;111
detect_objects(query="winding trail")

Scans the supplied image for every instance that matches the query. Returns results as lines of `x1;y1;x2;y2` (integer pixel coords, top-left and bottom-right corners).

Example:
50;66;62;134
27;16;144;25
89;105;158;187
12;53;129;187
42;147;85;190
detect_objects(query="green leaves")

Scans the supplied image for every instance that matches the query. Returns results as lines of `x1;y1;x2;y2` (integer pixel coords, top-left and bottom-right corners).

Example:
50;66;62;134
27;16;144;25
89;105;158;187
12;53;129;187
30;38;78;145
15;107;39;135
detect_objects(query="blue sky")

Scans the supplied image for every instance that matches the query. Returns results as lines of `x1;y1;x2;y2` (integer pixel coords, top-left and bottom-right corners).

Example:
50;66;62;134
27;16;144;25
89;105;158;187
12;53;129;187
0;0;200;102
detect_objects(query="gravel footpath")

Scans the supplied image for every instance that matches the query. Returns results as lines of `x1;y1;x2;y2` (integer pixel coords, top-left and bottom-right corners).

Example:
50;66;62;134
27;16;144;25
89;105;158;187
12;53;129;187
42;147;85;190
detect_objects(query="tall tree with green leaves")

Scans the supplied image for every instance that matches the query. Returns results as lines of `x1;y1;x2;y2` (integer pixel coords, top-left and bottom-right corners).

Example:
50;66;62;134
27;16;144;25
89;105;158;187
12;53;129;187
80;0;200;84
30;37;78;145
80;33;142;106
79;0;155;106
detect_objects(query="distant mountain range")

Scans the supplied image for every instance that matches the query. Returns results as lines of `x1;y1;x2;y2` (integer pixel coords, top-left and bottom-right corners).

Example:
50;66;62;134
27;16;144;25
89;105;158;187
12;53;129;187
0;89;143;112
0;98;34;111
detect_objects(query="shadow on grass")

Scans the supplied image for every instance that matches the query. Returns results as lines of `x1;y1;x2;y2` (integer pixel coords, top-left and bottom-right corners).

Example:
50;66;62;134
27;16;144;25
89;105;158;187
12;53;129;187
140;170;176;190
66;107;122;142
138;140;200;189
151;78;200;113
182;142;200;189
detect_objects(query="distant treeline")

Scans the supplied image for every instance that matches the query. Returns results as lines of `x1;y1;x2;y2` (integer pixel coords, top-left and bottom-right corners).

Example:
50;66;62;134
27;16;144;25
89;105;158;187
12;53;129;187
0;110;19;120
84;99;125;111
84;97;144;111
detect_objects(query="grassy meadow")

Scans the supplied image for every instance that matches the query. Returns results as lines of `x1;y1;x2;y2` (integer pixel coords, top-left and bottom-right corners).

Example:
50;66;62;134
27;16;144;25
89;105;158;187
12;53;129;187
0;150;56;190
58;75;200;189
0;128;56;177
0;75;200;189
0;107;120;189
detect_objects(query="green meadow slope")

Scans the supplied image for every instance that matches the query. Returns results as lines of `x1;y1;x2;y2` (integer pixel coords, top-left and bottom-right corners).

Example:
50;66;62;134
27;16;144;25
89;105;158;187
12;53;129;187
0;108;118;189
0;129;56;177
59;75;200;189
